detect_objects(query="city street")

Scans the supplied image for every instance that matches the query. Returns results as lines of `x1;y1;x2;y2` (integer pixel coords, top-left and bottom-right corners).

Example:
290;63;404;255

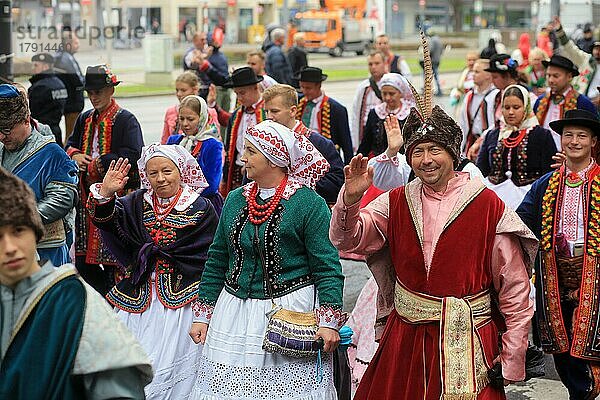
106;87;571;400
74;47;576;400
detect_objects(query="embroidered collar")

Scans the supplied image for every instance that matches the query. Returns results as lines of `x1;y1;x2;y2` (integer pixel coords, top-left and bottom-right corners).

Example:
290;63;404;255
143;185;199;212
566;159;596;182
374;101;412;120
293;120;312;137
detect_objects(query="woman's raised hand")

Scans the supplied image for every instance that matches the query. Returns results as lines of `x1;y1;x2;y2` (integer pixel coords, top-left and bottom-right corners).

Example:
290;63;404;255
343;154;373;205
383;115;403;157
99;158;131;198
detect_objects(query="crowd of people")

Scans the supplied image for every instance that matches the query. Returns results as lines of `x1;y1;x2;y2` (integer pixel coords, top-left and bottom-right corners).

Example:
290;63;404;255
3;16;600;400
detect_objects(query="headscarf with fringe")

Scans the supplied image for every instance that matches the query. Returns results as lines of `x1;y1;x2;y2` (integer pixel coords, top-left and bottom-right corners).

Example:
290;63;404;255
498;84;539;143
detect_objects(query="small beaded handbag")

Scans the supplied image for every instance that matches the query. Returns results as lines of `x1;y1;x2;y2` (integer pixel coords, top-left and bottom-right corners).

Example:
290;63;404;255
254;225;321;358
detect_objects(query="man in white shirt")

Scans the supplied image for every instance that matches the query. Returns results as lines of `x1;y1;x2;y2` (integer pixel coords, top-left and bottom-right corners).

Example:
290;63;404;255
222;67;266;193
350;51;386;152
458;58;499;156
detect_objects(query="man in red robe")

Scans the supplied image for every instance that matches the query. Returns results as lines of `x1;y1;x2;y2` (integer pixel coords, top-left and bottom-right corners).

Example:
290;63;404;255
329;103;537;399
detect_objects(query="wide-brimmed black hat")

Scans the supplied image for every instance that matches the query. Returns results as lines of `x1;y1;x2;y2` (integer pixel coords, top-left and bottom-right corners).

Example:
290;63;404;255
84;65;121;91
549;109;600;136
294;66;327;82
31;53;54;64
542;55;579;76
223;67;264;88
484;54;519;73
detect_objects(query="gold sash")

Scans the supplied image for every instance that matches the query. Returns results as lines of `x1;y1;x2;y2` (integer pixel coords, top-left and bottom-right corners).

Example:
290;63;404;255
394;281;492;399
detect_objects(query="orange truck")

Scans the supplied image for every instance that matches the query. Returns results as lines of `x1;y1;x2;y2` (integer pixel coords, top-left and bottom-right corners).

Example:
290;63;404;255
294;0;377;57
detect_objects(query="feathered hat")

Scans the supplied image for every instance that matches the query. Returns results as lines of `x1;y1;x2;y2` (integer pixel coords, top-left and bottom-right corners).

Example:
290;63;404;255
0;168;44;242
402;31;462;166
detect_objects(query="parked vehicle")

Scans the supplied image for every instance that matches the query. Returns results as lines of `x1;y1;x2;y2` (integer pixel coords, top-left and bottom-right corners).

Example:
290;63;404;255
294;0;376;57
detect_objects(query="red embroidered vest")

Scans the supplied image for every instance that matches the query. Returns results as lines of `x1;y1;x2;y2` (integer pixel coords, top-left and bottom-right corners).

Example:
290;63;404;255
387;185;504;297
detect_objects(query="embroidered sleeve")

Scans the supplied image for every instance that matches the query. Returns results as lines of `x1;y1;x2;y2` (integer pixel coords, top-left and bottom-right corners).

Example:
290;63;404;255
370;153;411;191
192;299;215;323
89;183;114;203
316;304;348;330
86;185;116;223
66;146;82;157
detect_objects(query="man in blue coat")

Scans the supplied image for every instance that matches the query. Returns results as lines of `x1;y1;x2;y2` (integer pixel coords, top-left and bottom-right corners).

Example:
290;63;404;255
295;67;354;164
533;55;597;145
65;65;144;296
265;28;293;85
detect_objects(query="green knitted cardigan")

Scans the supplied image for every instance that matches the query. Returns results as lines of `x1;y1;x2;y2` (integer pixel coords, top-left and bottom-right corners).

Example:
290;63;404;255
196;185;346;329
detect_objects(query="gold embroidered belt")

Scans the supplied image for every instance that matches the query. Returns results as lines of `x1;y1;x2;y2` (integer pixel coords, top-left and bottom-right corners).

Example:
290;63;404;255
394;280;492;400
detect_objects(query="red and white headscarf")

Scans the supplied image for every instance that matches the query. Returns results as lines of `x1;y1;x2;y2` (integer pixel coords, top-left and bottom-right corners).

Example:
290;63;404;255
244;120;330;198
137;143;209;194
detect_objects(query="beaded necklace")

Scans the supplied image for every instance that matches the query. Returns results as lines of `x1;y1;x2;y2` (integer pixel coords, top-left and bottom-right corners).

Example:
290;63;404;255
502;129;528;148
247;176;288;225
152;187;183;221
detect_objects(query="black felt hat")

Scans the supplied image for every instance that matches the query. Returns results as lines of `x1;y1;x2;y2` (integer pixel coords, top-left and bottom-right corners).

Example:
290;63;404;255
542;55;579;77
294;66;328;82
84;65;121;91
31;53;54;64
484;54;519;73
549;109;600;136
223;67;264;88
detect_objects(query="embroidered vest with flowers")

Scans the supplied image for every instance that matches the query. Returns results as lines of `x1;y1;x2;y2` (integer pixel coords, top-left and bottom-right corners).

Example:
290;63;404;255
488;128;541;186
296;96;331;139
536;88;579;127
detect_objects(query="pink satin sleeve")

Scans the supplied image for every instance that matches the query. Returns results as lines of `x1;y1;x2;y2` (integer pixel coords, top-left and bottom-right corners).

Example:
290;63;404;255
491;233;534;382
329;185;390;255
